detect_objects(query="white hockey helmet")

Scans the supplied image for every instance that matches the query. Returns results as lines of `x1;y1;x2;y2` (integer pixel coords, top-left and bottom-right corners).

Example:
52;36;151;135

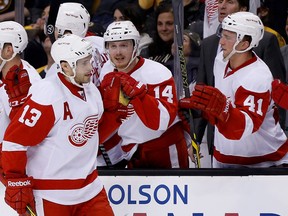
222;11;264;51
0;21;28;55
0;21;28;70
55;2;90;38
104;21;140;48
51;34;93;87
104;21;140;70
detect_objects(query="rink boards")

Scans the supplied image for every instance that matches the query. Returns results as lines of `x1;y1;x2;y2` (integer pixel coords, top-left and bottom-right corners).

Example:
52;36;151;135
99;169;288;216
0;169;287;216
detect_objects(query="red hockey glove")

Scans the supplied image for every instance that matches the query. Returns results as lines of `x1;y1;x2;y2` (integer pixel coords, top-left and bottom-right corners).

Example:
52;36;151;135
272;79;288;109
202;111;217;126
5;176;35;215
117;72;147;99
180;85;231;122
100;73;122;111
4;65;31;107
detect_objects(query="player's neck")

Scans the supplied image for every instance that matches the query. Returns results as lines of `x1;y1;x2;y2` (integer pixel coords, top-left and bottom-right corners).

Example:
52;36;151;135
117;57;139;73
229;52;253;69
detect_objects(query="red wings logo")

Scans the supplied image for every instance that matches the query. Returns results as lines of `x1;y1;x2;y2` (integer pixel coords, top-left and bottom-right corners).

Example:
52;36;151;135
68;114;99;147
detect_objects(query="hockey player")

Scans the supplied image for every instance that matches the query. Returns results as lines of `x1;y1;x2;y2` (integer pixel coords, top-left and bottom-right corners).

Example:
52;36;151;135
179;12;288;168
0;21;41;174
99;21;189;168
1;34;114;215
46;2;106;82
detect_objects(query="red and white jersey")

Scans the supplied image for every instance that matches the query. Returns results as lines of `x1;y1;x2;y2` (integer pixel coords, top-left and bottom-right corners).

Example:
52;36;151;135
213;52;288;167
2;73;104;205
0;60;41;142
98;57;180;161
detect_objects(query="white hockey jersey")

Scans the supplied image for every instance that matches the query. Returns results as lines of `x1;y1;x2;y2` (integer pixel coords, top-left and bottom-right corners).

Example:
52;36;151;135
2;73;104;205
213;52;288;168
98;57;180;163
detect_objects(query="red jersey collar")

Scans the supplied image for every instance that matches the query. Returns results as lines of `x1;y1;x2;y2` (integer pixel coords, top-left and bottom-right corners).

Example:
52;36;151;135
58;73;85;100
224;54;257;78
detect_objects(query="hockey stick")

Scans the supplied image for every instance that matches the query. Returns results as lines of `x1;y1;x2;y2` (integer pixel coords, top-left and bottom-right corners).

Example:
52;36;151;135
98;143;113;168
0;168;36;216
46;0;64;43
172;0;201;168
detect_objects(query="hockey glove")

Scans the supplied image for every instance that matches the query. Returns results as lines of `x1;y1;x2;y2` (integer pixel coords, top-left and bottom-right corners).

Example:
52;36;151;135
5;176;35;215
4;65;31;107
202;111;217;126
100;73;130;111
271;79;288;109
3;65;31;120
180;84;231;123
117;72;147;100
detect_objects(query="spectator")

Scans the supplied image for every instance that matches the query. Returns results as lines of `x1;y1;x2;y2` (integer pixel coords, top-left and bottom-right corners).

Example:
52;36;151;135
112;2;153;53
91;0;136;30
2;34;115;215
141;0;174;67
24;4;50;70
196;0;286;159
98;21;189;169
180;12;288;168
168;29;201;91
27;0;50;23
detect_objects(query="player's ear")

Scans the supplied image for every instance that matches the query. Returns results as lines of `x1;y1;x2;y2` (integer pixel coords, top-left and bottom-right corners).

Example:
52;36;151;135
238;39;250;51
60;61;73;76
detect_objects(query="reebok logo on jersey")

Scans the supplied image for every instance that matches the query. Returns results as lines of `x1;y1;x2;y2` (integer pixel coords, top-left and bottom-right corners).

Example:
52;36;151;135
8;180;31;187
223;99;230;114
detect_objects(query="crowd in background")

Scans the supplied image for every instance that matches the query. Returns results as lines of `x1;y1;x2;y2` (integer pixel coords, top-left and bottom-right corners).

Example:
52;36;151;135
0;0;287;73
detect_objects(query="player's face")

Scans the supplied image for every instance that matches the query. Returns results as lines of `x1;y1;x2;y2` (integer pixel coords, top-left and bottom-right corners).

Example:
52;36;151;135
157;12;174;42
75;55;93;85
219;29;237;58
108;40;134;70
218;0;243;23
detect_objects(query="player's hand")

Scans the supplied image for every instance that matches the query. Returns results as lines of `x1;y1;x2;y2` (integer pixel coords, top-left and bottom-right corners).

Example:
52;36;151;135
202;111;217;125
180;84;231;122
4;65;31;107
116;72;147;99
100;73;122;111
5;176;35;215
272;79;288;109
